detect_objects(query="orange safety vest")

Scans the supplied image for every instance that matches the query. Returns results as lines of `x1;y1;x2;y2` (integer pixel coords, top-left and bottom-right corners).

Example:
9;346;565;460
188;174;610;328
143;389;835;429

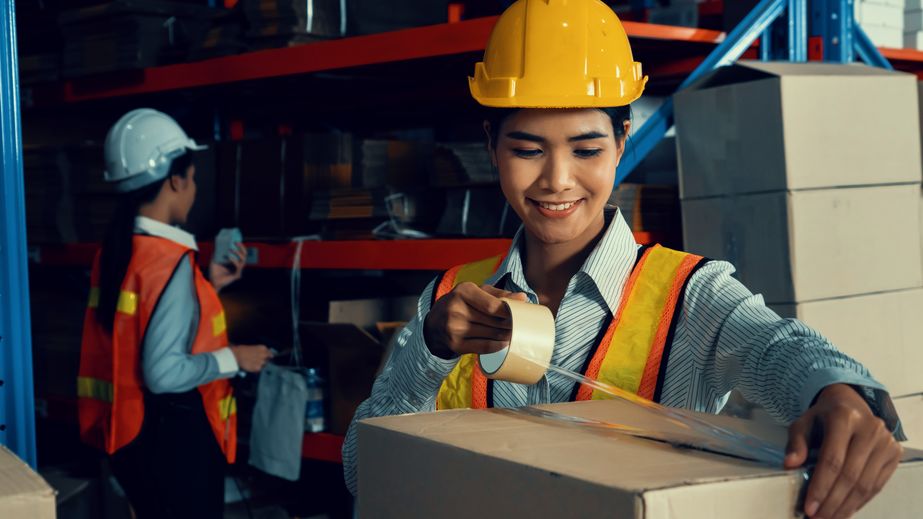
435;244;706;409
77;235;237;463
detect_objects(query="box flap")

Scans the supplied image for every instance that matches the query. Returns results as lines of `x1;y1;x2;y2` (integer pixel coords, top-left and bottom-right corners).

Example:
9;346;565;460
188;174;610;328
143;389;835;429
0;445;56;519
362;399;790;492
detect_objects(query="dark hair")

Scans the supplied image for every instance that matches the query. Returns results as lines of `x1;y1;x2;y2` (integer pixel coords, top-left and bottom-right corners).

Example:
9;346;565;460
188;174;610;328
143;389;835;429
96;152;194;332
485;106;632;149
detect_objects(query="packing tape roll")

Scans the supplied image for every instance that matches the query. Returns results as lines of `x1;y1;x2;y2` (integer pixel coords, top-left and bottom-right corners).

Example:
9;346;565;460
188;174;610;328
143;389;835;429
479;298;555;385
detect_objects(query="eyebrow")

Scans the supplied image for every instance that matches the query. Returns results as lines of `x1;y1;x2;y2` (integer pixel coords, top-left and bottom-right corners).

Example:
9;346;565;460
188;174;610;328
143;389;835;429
504;130;609;143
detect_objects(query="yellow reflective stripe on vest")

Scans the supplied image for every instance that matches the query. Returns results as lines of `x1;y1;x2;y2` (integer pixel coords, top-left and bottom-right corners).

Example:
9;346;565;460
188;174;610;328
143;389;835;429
87;287;100;308
593;247;688;399
437;354;479;410
453;255;504;287
117;291;139;315
212;312;227;337
219;394;237;421
77;376;114;403
86;288;137;315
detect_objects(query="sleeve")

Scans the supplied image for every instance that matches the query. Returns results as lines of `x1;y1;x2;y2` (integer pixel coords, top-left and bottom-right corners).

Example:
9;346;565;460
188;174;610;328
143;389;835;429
142;258;239;394
342;277;461;496
662;260;902;437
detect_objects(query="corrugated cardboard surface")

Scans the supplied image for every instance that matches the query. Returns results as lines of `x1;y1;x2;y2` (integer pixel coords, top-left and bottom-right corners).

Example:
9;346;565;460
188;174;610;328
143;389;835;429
358;400;923;518
771;289;923;398
0;445;56;519
675;62;920;200
682;184;922;303
895;394;923;450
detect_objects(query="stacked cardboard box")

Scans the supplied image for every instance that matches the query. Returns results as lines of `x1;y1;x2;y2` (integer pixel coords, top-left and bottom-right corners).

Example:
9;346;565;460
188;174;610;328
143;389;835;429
676;63;923;409
241;0;344;48
855;0;904;48
0;446;55;519
58;1;214;77
346;0;448;36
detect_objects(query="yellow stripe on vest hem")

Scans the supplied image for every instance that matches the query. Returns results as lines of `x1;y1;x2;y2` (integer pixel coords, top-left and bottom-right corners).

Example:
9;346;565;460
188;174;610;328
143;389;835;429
212;312;227;337
116;290;139;315
87;287;100;309
219;395;237;421
77;376;114;403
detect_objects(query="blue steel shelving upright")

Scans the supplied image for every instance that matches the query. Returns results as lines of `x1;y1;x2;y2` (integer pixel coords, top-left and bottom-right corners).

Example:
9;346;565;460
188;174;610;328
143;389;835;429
0;0;37;467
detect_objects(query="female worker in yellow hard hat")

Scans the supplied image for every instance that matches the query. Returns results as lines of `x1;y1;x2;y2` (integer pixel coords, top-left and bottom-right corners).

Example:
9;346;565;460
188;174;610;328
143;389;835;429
77;109;273;518
344;2;903;518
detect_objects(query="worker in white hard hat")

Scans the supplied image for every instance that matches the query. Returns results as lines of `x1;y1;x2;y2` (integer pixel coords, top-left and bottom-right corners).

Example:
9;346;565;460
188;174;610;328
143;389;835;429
77;108;273;518
344;1;904;518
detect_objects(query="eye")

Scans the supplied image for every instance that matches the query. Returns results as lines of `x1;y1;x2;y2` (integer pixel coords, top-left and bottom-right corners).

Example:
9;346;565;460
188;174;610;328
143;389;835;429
574;148;603;158
513;148;543;158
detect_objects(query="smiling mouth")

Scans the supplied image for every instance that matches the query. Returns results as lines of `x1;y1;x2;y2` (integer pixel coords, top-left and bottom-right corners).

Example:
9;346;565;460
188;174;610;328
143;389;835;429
529;199;583;212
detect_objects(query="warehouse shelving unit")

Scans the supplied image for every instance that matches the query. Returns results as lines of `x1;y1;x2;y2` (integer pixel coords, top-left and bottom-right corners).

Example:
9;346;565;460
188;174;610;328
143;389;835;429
0;0;905;471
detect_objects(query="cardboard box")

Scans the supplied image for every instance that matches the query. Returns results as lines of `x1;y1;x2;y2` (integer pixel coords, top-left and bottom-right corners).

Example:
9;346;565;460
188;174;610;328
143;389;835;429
682;184;923;304
358;399;923;518
863;25;904;48
770;288;923;398
894;394;923;450
0;445;55;519
675;62;921;200
855;2;904;28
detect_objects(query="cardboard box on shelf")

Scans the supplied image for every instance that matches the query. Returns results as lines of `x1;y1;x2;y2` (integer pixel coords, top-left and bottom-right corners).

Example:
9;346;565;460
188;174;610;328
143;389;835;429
855;1;904;28
770;288;923;398
0;445;55;519
358;399;923;518
894;393;923;450
682;183;923;304
346;0;448;35
863;25;904;48
675;62;921;200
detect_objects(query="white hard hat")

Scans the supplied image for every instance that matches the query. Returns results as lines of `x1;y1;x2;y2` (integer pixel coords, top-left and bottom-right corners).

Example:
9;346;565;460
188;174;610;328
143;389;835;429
103;108;207;192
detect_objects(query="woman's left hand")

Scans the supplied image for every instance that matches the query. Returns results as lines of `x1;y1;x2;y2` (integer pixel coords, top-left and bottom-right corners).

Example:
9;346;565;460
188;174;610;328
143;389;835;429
210;244;248;292
785;383;902;518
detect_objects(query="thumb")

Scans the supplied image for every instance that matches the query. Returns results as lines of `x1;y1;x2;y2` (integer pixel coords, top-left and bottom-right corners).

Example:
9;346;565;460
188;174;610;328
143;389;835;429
785;413;814;469
480;284;529;302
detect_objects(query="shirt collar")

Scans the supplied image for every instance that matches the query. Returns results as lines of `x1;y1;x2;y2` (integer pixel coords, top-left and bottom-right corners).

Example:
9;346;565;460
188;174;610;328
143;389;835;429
134;216;198;251
488;209;640;314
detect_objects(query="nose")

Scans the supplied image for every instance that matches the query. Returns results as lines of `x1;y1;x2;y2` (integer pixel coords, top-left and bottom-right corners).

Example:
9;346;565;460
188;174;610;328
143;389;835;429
538;150;576;194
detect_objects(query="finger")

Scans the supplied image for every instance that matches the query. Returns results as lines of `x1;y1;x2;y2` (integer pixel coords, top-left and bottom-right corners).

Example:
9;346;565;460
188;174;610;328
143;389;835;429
830;436;896;519
458;338;509;355
462;322;513;343
804;416;852;517
461;305;514;329
871;449;902;496
814;430;878;519
455;283;510;318
786;415;814;469
480;284;529;302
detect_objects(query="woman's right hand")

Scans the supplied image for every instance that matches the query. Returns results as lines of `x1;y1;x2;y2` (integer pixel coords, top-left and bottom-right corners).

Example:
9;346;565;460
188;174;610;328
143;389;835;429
423;282;529;359
229;345;273;373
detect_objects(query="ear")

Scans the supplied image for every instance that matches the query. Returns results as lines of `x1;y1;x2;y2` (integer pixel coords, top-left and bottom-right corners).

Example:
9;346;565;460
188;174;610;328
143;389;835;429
483;120;498;168
168;174;185;192
614;120;632;165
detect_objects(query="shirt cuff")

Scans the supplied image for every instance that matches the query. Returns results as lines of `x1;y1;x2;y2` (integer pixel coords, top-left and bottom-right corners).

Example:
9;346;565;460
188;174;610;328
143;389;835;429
211;348;240;377
800;367;906;440
389;322;460;409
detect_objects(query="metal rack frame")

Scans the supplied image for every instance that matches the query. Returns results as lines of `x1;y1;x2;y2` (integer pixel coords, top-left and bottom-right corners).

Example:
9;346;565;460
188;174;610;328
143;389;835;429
0;0;897;466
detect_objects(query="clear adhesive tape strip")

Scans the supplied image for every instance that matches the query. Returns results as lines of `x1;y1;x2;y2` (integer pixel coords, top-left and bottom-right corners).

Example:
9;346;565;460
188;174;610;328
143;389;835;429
478;298;555;385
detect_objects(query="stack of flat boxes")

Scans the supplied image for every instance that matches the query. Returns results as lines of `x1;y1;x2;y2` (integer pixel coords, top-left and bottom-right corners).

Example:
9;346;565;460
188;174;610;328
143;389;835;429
855;0;905;48
675;62;923;432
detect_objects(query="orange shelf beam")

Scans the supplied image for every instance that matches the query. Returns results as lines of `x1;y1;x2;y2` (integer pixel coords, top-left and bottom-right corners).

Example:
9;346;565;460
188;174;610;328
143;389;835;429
31;233;659;270
302;433;344;464
27;17;726;106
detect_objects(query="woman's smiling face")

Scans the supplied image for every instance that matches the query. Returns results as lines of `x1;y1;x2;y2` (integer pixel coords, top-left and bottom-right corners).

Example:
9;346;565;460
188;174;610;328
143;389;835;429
489;108;628;245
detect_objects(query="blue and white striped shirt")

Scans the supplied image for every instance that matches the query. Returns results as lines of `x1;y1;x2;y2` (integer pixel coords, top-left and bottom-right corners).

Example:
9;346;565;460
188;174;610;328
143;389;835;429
343;209;899;495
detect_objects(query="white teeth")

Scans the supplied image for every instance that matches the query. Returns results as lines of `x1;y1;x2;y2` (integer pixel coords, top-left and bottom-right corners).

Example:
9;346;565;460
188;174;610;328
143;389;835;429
538;201;577;211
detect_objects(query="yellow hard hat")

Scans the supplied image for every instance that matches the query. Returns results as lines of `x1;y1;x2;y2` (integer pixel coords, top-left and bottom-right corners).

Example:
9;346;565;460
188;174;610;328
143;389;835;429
469;0;647;108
